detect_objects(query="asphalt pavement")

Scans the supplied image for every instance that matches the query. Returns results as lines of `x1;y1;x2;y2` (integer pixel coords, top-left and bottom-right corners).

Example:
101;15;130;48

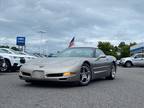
0;67;144;108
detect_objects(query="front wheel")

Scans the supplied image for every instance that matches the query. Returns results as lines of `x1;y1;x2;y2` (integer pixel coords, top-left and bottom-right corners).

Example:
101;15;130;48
25;80;37;84
125;61;132;67
0;60;11;72
106;64;116;80
79;63;91;86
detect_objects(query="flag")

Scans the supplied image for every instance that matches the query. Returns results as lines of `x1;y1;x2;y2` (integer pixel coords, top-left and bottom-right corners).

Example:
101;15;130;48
68;37;75;48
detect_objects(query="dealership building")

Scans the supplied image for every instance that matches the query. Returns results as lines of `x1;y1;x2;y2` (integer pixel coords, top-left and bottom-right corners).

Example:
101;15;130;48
130;42;144;55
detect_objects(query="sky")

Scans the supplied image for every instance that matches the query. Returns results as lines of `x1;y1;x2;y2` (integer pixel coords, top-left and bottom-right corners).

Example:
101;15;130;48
0;0;144;53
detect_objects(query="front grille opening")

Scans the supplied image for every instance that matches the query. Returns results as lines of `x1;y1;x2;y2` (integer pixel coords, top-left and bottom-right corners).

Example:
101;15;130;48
59;78;67;80
46;73;63;77
22;72;31;76
20;57;26;64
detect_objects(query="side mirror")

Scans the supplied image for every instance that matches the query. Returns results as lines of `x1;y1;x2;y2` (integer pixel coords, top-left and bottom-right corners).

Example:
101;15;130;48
98;55;106;59
134;56;139;59
134;56;137;59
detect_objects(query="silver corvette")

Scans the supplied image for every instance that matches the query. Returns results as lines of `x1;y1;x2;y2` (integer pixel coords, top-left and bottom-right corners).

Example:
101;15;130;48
19;47;117;86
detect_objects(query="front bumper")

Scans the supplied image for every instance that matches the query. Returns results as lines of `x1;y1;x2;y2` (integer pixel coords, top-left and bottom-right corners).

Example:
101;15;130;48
19;71;80;82
119;60;126;66
11;62;25;70
11;59;24;67
11;58;27;69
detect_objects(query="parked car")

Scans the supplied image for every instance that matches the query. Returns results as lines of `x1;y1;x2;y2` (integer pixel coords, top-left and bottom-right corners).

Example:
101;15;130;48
0;48;36;72
48;53;58;57
19;47;117;86
0;56;5;72
120;53;144;67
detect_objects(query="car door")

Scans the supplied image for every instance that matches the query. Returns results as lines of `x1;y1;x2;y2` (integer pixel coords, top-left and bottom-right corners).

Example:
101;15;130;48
132;54;144;66
92;49;111;78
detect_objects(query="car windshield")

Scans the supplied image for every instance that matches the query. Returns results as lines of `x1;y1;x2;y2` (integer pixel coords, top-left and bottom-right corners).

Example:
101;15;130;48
9;49;20;54
58;48;94;57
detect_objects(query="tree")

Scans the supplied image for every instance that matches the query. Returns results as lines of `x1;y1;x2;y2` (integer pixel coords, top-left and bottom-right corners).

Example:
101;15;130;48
97;41;135;59
118;42;126;48
97;41;118;58
11;47;20;51
118;42;130;58
120;45;130;58
129;42;137;47
0;45;20;51
0;45;9;48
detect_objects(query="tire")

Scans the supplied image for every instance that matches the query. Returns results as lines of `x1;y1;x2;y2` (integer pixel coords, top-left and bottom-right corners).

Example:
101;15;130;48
0;59;11;72
106;64;116;80
125;61;132;67
25;80;31;83
25;80;35;84
79;63;91;86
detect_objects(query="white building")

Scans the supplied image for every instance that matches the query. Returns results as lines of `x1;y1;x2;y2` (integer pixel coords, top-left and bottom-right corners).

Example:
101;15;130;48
130;42;144;54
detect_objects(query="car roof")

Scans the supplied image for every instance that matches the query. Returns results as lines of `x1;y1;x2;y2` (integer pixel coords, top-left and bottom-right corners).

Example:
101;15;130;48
135;53;144;55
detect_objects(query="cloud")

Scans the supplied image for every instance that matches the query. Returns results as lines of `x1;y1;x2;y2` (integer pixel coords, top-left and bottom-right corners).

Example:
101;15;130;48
0;0;144;53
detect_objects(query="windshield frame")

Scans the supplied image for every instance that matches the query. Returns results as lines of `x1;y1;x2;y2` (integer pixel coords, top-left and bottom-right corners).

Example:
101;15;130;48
57;47;96;58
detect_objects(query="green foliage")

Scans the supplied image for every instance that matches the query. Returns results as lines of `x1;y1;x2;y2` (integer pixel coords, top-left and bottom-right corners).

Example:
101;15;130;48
0;45;20;51
98;41;118;58
129;42;137;47
119;44;130;58
11;47;20;51
0;45;9;48
97;41;137;59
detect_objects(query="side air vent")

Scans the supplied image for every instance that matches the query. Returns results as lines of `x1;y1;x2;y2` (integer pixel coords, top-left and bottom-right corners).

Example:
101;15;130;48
22;72;31;76
46;73;63;77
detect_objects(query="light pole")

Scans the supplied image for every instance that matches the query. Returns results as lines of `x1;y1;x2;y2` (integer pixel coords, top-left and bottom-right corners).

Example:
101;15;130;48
37;30;46;55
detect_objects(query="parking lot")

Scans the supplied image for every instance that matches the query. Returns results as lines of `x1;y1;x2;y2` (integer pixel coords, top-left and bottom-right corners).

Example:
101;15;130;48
0;67;144;108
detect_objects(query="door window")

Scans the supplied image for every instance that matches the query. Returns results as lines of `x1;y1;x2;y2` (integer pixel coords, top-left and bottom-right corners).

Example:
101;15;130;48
142;54;144;58
95;49;105;57
135;54;142;59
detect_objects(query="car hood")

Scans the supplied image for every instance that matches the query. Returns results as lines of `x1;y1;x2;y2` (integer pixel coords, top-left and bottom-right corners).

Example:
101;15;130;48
21;57;91;73
24;57;90;67
122;57;132;60
120;57;133;62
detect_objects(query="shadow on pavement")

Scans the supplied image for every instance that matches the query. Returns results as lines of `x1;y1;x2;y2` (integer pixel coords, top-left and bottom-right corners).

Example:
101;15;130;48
118;66;144;68
21;78;113;88
23;81;80;88
0;71;17;75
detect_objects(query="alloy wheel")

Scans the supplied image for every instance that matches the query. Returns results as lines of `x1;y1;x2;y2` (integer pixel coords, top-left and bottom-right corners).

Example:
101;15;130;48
111;65;116;79
80;65;91;85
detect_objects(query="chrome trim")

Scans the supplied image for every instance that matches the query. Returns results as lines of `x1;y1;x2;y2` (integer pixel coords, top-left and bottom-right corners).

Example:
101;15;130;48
93;65;110;69
94;70;108;74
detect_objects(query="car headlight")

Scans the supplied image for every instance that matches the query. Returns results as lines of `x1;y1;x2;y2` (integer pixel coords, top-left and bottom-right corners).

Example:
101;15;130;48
63;72;76;76
121;58;125;62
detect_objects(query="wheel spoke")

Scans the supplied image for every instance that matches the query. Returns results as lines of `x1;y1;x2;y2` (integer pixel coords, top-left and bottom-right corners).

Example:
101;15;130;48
112;65;116;78
80;65;91;84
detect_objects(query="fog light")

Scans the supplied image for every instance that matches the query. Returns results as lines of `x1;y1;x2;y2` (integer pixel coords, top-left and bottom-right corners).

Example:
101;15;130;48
63;72;76;76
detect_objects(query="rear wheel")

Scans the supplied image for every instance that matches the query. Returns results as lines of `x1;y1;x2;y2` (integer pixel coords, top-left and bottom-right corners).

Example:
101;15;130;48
79;63;91;86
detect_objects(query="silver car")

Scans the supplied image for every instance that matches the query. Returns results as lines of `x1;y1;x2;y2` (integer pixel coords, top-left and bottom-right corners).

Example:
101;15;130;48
0;56;5;72
120;53;144;67
19;47;117;86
